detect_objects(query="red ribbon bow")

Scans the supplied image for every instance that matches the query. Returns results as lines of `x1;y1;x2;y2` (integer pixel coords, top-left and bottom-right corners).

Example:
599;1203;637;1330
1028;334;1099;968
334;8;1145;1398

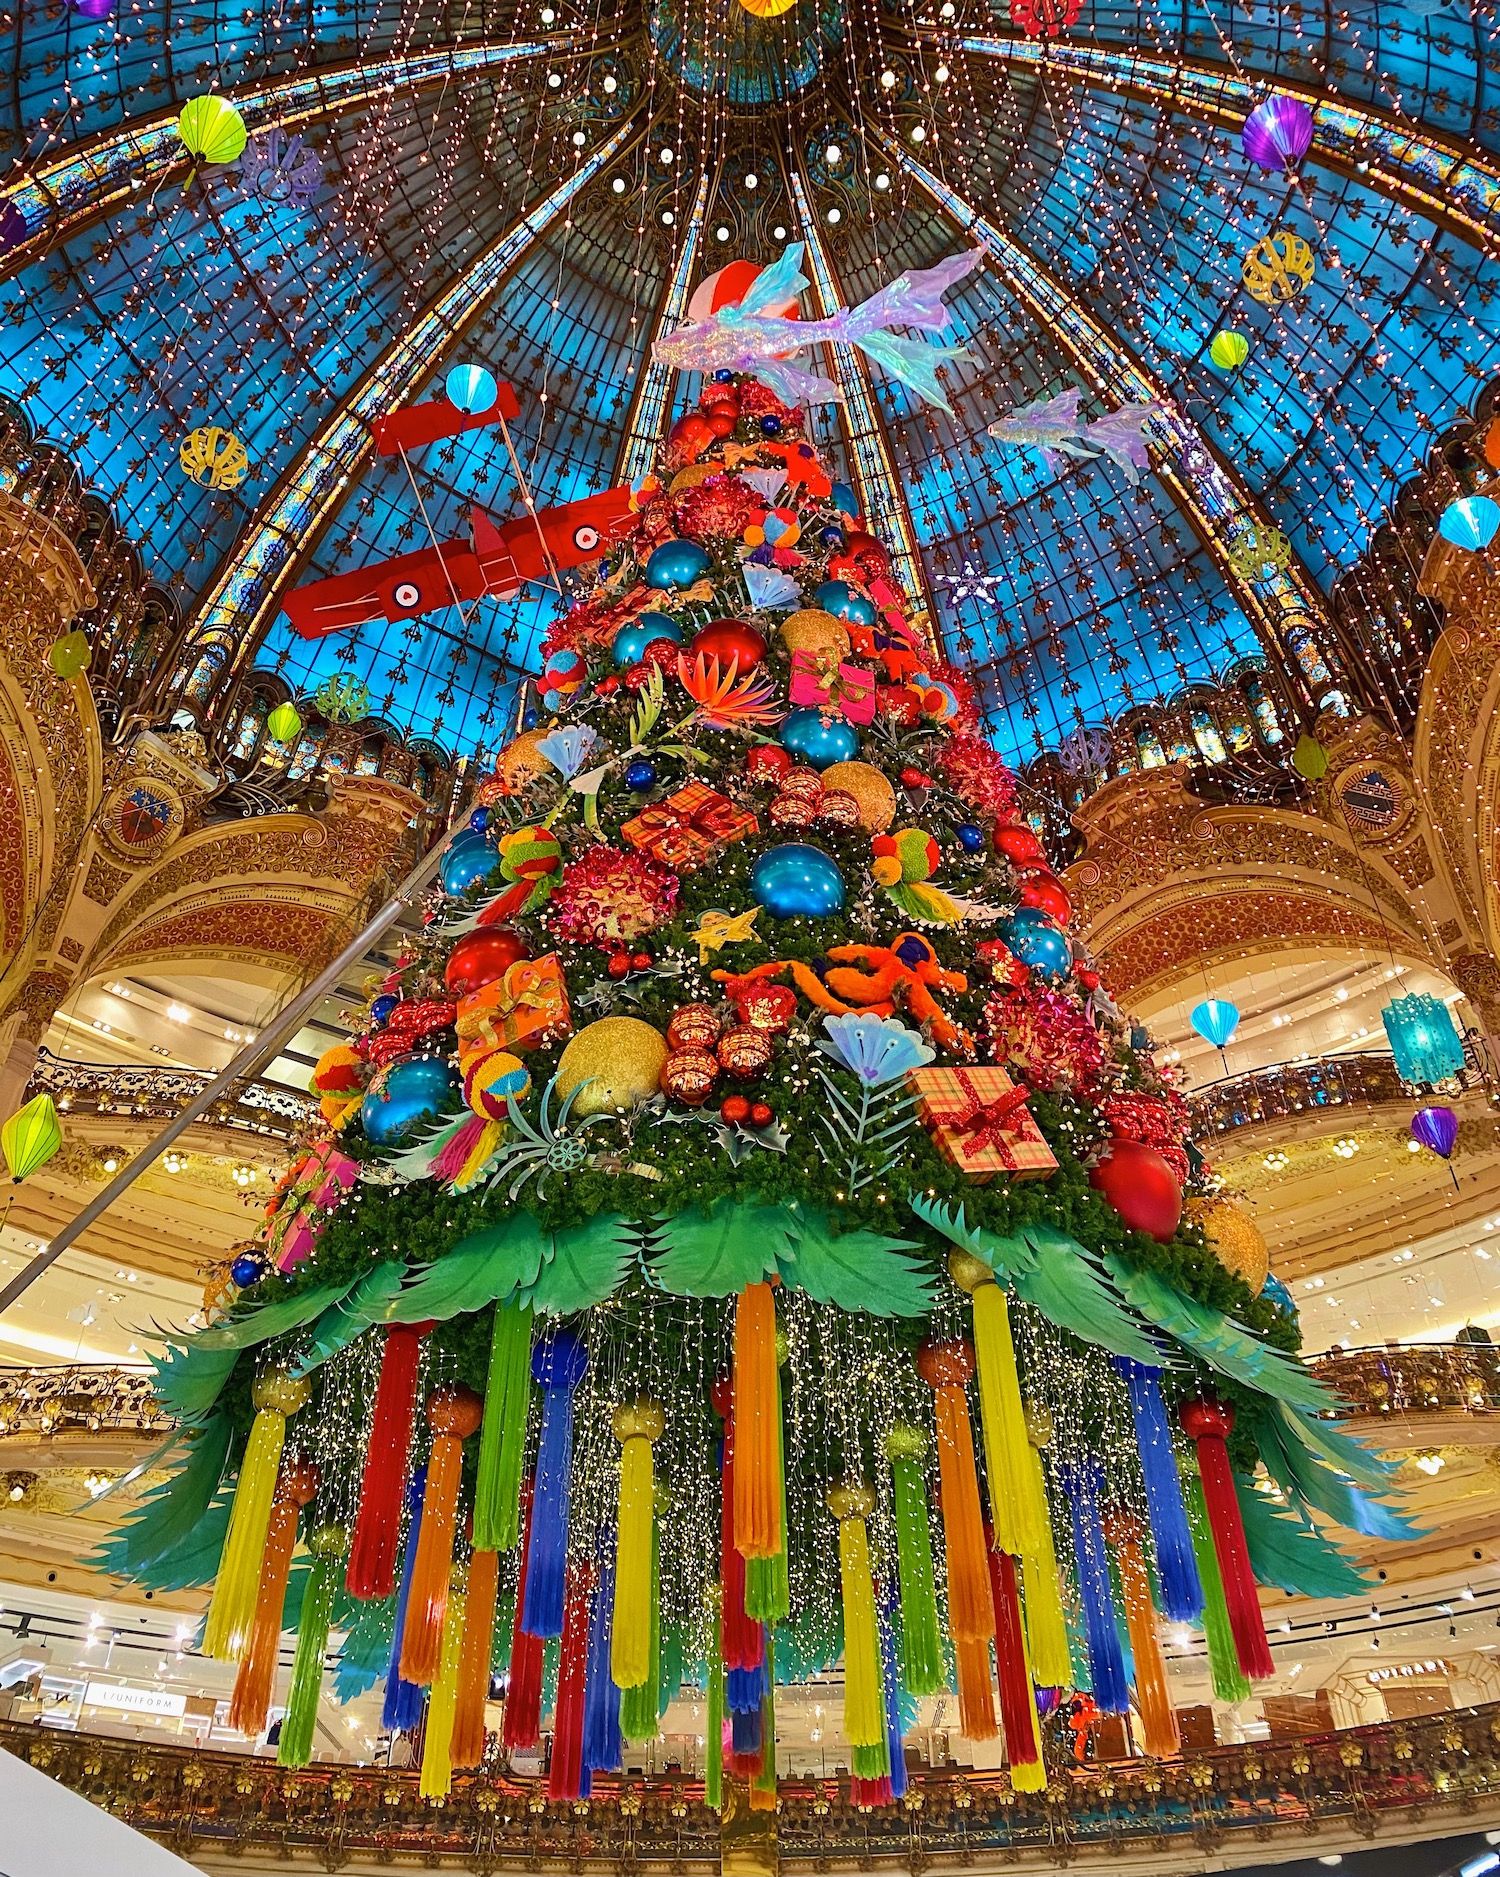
953;1072;1034;1160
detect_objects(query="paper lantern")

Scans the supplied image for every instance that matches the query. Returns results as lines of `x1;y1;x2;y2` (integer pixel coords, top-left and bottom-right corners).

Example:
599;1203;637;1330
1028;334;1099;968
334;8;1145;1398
1208;330;1249;372
2;1093;62;1181
48;630;90;679
267;701;303;743
1438;495;1500;553
1411;1104;1459;1160
446;363;498;414
1382;992;1465;1086
1240;96;1314;173
180;426;249;490
177;95;249;167
1226;523;1292;586
1189;998;1239;1050
1292;733;1328;780
1240;229;1315;306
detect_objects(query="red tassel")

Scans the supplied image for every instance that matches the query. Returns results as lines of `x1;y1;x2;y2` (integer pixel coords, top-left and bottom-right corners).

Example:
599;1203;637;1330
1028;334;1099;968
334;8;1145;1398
713;1378;764;1674
504;1482;545;1753
851;1777;892;1808
347;1322;431;1599
985;1540;1042;1772
547;1560;594;1801
1181;1400;1274;1682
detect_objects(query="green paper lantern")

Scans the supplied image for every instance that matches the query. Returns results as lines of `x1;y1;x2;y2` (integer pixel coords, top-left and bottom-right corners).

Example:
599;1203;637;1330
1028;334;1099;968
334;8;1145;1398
1208;330;1249;372
1292;733;1328;780
48;630;90;680
266;701;303;744
1;1093;62;1181
177;95;248;167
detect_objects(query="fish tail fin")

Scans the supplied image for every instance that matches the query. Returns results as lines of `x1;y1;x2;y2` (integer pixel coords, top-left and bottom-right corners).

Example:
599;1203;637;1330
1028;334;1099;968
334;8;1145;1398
843;249;985;338
853;330;965;411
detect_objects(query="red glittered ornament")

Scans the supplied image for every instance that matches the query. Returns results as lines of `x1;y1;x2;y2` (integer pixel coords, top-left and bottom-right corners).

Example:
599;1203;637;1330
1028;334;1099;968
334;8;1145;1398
1018;872;1073;926
704;408;737;440
443;927;528;997
995;823;1046;866
842;531;892;581
692;617;767;671
661;1050;720;1106
732;981;797;1033
747;744;793;783
668;1003;724;1052
717;1025;773;1079
669;412;715;464
720;1094;751;1126
1089;1140;1182;1243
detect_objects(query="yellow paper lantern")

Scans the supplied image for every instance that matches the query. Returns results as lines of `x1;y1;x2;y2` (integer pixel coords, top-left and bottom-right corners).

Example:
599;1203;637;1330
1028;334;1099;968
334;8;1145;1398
556;1018;668;1117
48;630;91;679
177;95;249;167
1208;330;1249;372
1226;523;1292;587
738;0;797;14
180;426;249;490
820;760;897;832
1188;1195;1270;1296
1240;229;1315;307
1;1093;62;1182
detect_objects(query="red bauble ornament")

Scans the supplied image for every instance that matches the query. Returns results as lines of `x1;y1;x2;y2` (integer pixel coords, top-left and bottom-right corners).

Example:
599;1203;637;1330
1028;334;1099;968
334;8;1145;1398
717;1026;773;1079
842;530;892;581
669;413;715;464
995;823;1046;866
661;1050;720;1105
1018;873;1073;925
443;927;528;996
720;1094;751;1126
704;409;737;440
747;744;792;783
668;1003;723;1052
630;949;654;972
606;952;632;980
748;1101;775;1130
692;617;767;671
1089;1141;1182;1243
732;981;797;1033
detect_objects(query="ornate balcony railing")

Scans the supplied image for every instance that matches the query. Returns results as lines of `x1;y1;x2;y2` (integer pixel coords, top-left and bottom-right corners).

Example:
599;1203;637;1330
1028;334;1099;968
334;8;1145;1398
25;1046;315;1144
1186;1051;1421;1139
1309;1341;1500;1419
9;1703;1500;1868
0;1364;169;1439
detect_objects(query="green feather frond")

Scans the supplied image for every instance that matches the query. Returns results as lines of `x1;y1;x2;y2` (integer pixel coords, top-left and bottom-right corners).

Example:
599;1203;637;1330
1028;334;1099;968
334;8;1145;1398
651;1202;789;1297
524;1214;639;1314
93;1412;232;1579
192;1277;360;1353
296;1262;407;1372
778;1209;933;1317
383;1217;549;1324
1010;1229;1160;1363
1235;1477;1375;1598
148;1340;242;1423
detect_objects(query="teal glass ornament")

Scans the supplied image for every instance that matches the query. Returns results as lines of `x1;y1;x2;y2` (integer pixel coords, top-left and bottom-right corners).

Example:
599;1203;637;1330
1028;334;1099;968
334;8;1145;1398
440;830;495;896
361;1056;459;1145
829;482;858;518
1261;1274;1296;1318
612;612;683;666
779;708;859;770
751;844;847;918
1382;991;1465;1084
1189;998;1240;1049
814;579;877;628
1000;910;1070;981
645;539;711;590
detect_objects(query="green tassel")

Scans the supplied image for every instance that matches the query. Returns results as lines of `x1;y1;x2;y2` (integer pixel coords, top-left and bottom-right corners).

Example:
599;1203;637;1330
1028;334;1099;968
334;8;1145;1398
277;1551;339;1768
1186;1468;1251;1703
852;1739;890;1780
659;1620;684;1717
889;1453;945;1697
542;1633;560;1718
745;1362;790;1622
620;1511;661;1741
753;1627;777;1796
705;1609;724;1813
473;1303;533;1552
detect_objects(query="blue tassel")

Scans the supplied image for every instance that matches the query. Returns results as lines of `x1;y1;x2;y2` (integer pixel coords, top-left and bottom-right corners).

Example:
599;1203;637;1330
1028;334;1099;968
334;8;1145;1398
382;1466;427;1732
523;1330;588;1638
1058;1457;1130;1714
583;1552;622;1773
881;1600;907;1801
731;1704;762;1755
1114;1358;1203;1622
727;1662;766;1713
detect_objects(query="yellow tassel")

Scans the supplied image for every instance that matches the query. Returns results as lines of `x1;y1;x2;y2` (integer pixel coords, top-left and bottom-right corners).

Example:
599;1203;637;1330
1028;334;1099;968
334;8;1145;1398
950;1256;1044;1559
732;1282;781;1559
829;1483;884;1749
202;1369;310;1661
455;1118;505;1191
1108;1513;1180;1759
1019;1414;1073;1689
419;1582;468;1800
611;1400;664;1691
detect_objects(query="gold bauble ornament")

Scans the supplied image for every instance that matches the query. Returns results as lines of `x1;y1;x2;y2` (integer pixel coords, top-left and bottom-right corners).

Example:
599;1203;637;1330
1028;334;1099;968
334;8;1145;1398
497;727;552;793
820;760;897;832
556;1017;669;1116
1188;1195;1270;1295
669;463;721;493
779;609;850;660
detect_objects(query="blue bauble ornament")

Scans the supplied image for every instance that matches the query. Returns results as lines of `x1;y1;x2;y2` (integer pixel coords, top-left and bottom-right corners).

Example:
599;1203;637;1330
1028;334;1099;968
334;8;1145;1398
819;525;846;551
440;830;495;897
645;539;711;590
751;844;847;918
829;481;858;518
1006;904;1055;930
230;1250;268;1289
1261;1274;1297;1318
613;611;683;666
780;708;860;770
713;368;736;384
468;806;490;835
625;757;658;792
956;822;985;853
369;993;398;1026
1001;914;1071;982
814;579;878;628
361;1055;460;1146
758;414;784;438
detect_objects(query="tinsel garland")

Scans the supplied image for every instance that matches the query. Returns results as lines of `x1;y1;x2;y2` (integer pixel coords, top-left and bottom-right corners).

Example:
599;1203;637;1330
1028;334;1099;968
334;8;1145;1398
611;1400;662;1691
830;1484;883;1750
202;1371;308;1661
1181;1401;1275;1681
705;1604;724;1813
227;1455;317;1735
402;1385;481;1685
986;1542;1046;1792
1019;1429;1073;1689
619;1508;662;1743
732;1282;782;1559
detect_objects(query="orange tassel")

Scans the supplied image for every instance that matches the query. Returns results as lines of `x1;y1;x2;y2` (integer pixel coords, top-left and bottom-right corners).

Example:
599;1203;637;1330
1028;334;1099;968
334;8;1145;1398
954;1633;998;1741
1107;1513;1180;1759
733;1282;781;1559
917;1342;994;1647
451;1548;500;1768
401;1385;483;1686
227;1455;319;1736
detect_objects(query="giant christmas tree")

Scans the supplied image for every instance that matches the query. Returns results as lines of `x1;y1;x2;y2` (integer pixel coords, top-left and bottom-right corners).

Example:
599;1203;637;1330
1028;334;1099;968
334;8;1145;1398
107;249;1398;1804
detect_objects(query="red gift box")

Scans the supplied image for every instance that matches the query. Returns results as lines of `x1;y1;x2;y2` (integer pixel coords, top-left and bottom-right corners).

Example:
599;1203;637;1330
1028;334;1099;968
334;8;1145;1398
621;781;758;873
908;1065;1058;1183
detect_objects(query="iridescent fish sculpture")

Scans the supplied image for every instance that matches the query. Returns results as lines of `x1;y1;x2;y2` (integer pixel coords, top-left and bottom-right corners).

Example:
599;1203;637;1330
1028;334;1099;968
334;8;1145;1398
654;243;986;412
987;386;1164;485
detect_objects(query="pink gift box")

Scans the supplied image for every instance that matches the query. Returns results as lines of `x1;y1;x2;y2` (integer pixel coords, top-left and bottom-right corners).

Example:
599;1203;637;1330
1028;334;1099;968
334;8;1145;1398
788;651;878;724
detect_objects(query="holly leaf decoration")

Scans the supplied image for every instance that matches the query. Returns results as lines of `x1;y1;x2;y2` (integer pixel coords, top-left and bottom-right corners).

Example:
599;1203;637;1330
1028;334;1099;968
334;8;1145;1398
525;1216;637;1315
384;1217;549;1324
779;1211;933;1317
652;1203;791;1297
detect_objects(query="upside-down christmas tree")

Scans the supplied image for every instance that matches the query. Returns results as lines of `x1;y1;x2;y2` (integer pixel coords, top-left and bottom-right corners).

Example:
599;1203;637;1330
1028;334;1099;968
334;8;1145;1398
106;247;1401;1803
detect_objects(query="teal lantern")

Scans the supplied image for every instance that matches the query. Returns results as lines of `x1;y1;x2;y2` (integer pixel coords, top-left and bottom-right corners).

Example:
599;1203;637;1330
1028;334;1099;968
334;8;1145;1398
446;362;498;413
1438;495;1500;553
1190;998;1240;1049
1382;991;1465;1085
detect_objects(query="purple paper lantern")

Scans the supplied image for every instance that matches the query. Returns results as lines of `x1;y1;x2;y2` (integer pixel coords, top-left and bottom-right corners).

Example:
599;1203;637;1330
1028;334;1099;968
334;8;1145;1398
1411;1104;1459;1159
1241;96;1315;173
68;0;116;17
0;200;28;256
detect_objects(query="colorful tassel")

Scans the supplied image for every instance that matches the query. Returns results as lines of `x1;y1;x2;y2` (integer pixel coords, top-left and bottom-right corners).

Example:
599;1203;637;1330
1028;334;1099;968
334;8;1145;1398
1114;1359;1203;1623
276;1523;345;1768
347;1323;428;1599
732;1282;782;1559
620;1494;663;1742
548;1560;594;1802
474;1302;533;1553
504;1481;546;1751
611;1399;664;1690
916;1342;994;1649
419;1580;468;1799
1019;1417;1073;1690
204;1368;310;1661
227;1453;319;1736
383;1468;427;1732
880;1600;908;1801
985;1540;1046;1792
1106;1512;1180;1758
1180;1399;1274;1681
705;1599;724;1813
884;1424;945;1698
401;1384;483;1686
1184;1466;1251;1703
949;1256;1046;1558
584;1553;623;1773
953;1633;998;1741
451;1547;499;1768
523;1330;588;1638
1058;1457;1129;1713
713;1378;765;1675
829;1482;885;1750
744;1352;790;1622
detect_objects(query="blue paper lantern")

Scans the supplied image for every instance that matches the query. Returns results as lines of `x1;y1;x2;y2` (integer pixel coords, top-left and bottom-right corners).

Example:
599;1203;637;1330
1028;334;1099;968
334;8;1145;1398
230;1250;268;1288
1438;495;1500;553
645;539;711;590
440;830;496;897
814;579;877;628
829;481;858;519
1190;997;1240;1049
1261;1273;1296;1318
751;844;847;918
1000;911;1071;981
361;1055;459;1146
780;708;860;770
446;362;497;413
1382;991;1465;1085
612;612;683;666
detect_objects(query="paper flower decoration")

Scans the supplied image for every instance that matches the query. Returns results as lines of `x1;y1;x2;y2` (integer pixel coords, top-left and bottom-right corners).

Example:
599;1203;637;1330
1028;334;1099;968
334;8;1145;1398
817;1012;934;1086
536;724;599;781
675;651;782;727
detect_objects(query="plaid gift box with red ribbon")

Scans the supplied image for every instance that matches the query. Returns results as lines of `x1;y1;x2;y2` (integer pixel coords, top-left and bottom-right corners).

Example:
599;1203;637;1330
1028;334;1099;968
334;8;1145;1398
908;1064;1058;1182
621;780;759;872
456;953;571;1055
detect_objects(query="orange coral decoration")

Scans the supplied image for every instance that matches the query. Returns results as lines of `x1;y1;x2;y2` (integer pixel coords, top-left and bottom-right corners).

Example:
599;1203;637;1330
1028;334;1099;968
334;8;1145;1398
716;934;972;1054
675;651;782;728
